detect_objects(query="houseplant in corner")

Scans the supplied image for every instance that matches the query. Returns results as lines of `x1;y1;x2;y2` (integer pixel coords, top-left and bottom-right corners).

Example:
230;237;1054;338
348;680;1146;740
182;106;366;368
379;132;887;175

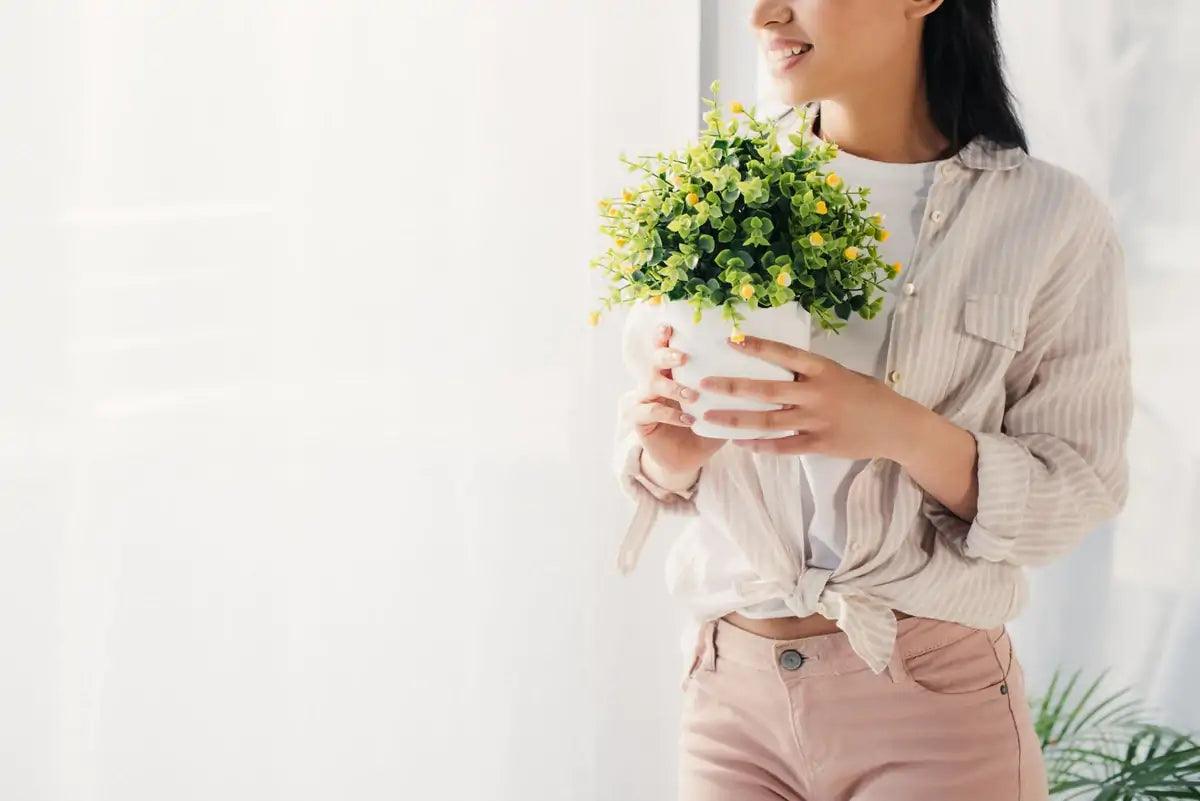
589;82;900;440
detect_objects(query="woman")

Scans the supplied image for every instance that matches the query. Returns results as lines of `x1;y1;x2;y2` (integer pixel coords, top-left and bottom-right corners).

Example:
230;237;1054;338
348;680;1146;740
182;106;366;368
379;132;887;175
612;1;1131;799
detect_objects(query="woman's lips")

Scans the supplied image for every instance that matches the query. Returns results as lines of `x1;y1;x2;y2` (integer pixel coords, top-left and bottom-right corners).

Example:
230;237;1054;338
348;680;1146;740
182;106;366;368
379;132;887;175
769;44;813;75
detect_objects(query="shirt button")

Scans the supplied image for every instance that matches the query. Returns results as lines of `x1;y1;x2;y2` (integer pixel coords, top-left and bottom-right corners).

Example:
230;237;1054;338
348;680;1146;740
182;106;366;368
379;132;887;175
939;162;955;177
779;649;806;671
902;282;916;296
887;370;901;385
930;210;945;223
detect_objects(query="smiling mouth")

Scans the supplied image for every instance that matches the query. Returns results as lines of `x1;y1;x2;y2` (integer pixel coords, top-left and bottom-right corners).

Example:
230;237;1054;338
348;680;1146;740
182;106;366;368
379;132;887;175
770;43;814;70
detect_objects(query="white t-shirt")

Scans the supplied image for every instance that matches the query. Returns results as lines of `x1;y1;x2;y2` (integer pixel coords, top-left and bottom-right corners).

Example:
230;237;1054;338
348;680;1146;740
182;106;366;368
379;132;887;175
674;147;943;620
798;149;942;570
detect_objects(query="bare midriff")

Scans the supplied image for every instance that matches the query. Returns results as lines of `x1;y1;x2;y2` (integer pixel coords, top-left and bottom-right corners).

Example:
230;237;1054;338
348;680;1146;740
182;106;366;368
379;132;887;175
723;609;912;640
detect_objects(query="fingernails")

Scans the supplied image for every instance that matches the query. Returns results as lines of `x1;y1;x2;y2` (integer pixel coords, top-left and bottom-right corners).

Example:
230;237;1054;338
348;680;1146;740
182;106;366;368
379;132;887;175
659;324;671;337
679;388;697;401
665;350;683;365
680;413;695;425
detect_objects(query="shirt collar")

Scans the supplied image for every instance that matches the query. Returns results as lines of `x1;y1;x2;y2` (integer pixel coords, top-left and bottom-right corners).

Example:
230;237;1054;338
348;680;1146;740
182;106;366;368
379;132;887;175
776;103;1028;172
953;137;1027;171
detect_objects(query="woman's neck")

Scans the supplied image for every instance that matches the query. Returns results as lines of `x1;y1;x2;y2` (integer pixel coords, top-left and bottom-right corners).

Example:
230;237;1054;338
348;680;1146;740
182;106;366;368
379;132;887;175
814;79;949;165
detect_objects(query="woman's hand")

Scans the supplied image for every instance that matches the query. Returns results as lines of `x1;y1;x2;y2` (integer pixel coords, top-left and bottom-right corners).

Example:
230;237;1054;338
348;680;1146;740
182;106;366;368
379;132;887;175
627;324;726;481
700;334;923;461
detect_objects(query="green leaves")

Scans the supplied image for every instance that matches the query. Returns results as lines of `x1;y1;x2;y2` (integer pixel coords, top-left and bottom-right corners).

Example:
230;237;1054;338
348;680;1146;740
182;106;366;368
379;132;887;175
739;215;777;247
587;83;893;331
736;176;769;206
1033;668;1200;800
716;217;738;244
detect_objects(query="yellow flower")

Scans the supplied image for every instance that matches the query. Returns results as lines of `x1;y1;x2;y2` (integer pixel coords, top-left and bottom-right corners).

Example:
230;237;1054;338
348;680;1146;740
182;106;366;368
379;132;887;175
815;200;828;215
608;207;619;217
730;328;746;344
615;238;627;247
588;311;601;327
878;229;890;242
844;246;858;260
686;192;701;206
730;101;744;114
893;261;903;274
672;175;685;187
776;272;792;287
622;190;633;202
826;173;842;187
809;231;825;247
871;213;884;225
739;284;756;300
599;200;610;210
648;295;662;306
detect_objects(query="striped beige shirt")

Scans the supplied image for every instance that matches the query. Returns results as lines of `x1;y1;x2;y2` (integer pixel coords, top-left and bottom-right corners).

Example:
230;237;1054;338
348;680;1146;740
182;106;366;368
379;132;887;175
612;110;1133;674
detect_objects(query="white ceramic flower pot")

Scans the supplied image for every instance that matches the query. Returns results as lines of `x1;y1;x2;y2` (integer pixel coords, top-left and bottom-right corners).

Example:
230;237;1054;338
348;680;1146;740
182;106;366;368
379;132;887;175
659;300;811;440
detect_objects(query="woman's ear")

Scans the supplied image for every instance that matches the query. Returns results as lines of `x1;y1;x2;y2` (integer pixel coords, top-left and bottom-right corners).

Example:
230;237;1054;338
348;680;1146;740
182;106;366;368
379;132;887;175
904;0;946;21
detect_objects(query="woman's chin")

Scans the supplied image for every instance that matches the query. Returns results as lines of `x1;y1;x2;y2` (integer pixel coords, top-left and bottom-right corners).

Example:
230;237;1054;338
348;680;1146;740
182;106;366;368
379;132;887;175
768;80;818;109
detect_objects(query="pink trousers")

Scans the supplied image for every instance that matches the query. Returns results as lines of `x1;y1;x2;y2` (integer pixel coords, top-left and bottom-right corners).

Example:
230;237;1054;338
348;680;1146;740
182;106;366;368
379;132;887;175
679;617;1049;801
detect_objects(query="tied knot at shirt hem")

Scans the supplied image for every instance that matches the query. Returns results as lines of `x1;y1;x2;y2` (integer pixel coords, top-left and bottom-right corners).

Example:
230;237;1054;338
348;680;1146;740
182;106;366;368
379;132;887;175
736;567;836;619
733;569;899;674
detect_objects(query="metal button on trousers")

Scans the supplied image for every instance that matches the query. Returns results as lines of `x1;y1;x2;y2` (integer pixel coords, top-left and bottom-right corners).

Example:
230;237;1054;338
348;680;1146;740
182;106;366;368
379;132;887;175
779;649;806;671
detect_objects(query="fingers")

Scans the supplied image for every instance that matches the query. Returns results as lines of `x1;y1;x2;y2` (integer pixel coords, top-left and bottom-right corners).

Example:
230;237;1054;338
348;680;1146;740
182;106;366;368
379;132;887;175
734;432;820;454
730;335;827;377
650;345;687;372
645;373;698;404
699;376;814;405
649;324;687;373
630;322;697;427
631;399;695;428
701;407;819;432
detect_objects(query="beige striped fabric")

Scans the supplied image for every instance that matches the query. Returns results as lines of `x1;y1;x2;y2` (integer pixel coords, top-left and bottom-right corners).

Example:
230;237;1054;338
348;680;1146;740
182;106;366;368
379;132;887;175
612;108;1133;674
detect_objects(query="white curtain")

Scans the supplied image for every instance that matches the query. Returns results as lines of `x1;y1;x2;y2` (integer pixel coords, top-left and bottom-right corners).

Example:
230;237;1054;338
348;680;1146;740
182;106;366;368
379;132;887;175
0;2;700;800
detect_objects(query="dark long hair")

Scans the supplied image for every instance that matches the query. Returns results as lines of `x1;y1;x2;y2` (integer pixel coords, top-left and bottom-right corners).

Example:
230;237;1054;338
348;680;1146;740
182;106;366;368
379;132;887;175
923;0;1028;153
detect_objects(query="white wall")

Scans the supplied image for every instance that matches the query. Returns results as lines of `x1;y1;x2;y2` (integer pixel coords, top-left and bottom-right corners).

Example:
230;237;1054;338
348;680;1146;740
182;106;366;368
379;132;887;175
700;0;760;113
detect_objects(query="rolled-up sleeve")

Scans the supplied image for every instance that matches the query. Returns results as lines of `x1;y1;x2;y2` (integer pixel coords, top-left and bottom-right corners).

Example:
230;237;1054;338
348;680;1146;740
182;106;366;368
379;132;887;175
930;208;1132;567
612;307;700;573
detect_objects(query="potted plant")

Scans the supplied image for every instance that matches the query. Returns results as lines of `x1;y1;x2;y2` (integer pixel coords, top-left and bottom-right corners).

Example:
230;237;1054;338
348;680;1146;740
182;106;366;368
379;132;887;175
589;82;900;439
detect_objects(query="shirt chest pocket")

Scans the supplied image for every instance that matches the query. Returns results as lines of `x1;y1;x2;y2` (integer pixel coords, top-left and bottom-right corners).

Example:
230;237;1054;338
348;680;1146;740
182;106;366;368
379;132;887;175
963;292;1027;351
940;292;1029;402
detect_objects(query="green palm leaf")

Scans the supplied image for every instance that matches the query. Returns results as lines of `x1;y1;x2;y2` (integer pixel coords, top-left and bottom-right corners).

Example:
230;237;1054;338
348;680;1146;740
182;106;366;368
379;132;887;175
1034;669;1200;799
